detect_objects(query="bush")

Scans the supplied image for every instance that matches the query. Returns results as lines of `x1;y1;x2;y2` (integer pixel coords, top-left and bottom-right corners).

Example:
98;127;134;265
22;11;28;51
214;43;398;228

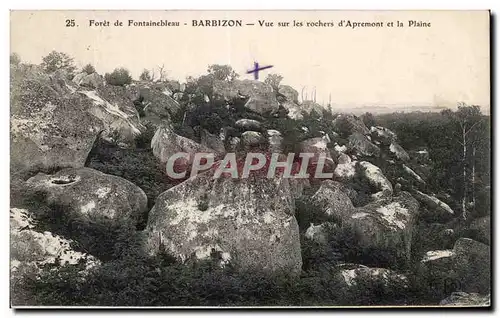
10;52;21;65
105;68;132;86
82;63;96;74
40;51;76;76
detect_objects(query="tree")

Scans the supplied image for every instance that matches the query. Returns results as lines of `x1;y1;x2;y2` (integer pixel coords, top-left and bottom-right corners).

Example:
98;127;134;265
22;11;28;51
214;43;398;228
104;67;133;86
10;52;21;65
264;73;283;91
82;63;96;74
40;51;76;76
139;69;153;81
443;104;484;220
361;112;376;128
207;64;238;81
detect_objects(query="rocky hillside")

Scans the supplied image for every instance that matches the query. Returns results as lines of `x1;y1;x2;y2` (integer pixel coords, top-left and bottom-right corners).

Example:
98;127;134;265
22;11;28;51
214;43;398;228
10;64;490;307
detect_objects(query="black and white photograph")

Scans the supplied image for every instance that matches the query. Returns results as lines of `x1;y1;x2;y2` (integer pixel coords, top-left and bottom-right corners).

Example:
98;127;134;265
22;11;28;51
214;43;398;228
9;9;491;308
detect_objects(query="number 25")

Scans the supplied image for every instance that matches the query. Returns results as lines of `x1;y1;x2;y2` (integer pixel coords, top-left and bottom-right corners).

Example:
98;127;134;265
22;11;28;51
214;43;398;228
66;19;75;27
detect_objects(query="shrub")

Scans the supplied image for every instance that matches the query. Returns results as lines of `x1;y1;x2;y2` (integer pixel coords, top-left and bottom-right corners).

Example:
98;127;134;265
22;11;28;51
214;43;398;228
139;69;153;81
82;63;96;74
10;52;21;65
40;51;76;76
105;67;132;86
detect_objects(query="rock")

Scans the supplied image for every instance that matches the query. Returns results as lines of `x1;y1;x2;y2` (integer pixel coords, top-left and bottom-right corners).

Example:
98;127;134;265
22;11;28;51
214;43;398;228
348;132;381;157
402;164;425;185
304;222;336;244
370;126;397;145
411;190;454;219
333;157;356;182
267;129;283;153
347;192;419;264
440;292;490;307
142;168;302;275
468;216;490;245
80;86;145;146
452;238;490;294
226;136;241;152
418;250;456;284
335;265;408;291
25;167;148;226
10;65;104;174
278;85;299;103
200;128;225;155
151;125;218;175
300;136;335;175
214;80;279;115
10;207;99;278
288;178;310;199
301;100;324;116
359;161;393;201
389;142;410;161
73;72;104;89
127;82;181;118
311;180;355;221
411;149;430;163
281;101;304;120
241;131;266;148
235;119;262;131
332;114;370;136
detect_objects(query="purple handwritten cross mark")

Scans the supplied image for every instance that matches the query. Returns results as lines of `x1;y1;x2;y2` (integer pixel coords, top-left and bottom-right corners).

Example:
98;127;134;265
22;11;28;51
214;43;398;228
246;61;273;80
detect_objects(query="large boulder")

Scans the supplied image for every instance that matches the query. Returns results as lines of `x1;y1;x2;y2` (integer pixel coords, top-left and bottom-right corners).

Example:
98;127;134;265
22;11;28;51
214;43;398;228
25;167;148;226
389;142;410;161
79;85;145;146
142;168;302;275
281;101;304;120
370;126;397;145
151;125;219;176
334;264;408;292
440;292;490;307
452;238;490;294
358;161;393;201
73;72;104;89
241;131;266;148
235;118;262;131
214;80;279;115
347;192;419;264
10;207;99;279
299;136;335;176
332;114;370;136
333;154;357;182
10;65;104;175
310;180;355;221
348;132;381;157
278;85;299;103
127;82;182;118
411;190;454;220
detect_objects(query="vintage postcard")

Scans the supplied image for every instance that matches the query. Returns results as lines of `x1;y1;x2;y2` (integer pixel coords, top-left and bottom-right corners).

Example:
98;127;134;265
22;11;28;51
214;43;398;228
10;10;491;308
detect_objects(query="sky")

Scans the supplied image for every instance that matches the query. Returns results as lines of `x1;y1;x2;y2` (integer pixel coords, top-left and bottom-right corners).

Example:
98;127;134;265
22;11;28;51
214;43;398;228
10;10;490;113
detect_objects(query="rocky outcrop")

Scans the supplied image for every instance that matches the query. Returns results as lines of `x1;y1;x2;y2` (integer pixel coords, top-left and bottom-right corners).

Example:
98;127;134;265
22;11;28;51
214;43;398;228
335;264;408;291
128;82;182;117
235;119;262;131
440;292;490;307
333;154;357;182
348;132;381;157
278;85;299;103
310;180;355;221
389;142;410;161
213;80;279;115
73;72;104;89
25;167;148;226
370;126;397;145
347;192;419;264
10;207;99;278
10;65;104;174
142;169;302;275
151;125;219;175
333;114;370;136
358;161;393;201
411;190;454;219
